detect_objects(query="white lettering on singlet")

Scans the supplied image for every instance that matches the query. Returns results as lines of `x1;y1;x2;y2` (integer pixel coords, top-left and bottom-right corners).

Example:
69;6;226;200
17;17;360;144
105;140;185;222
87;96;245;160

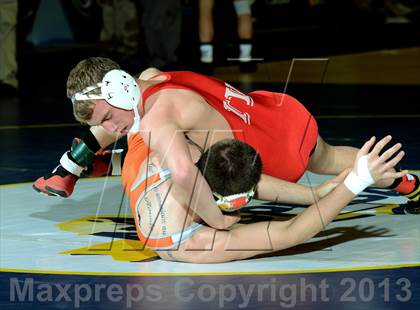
223;83;254;124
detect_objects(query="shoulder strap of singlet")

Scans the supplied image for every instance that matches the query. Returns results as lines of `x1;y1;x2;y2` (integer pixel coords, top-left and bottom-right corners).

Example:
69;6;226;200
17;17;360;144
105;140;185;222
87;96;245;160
141;72;171;104
141;72;205;110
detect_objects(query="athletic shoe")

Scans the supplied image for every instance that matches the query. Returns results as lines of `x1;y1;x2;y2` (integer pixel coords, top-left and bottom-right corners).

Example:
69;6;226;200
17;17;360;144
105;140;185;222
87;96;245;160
33;166;78;198
83;149;113;177
404;174;420;202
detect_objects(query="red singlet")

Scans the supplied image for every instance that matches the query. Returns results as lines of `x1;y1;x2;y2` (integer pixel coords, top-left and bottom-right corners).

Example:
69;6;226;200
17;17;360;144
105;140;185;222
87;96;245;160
141;71;318;182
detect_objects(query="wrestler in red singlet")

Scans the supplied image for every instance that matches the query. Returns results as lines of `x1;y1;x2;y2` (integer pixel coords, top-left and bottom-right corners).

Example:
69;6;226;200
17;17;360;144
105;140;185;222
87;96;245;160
121;72;318;249
139;71;318;183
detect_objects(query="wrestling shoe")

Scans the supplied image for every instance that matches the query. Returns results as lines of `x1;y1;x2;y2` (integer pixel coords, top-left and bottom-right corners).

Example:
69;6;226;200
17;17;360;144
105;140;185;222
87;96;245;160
83;149;113;177
33;148;124;197
33;165;78;198
404;174;420;202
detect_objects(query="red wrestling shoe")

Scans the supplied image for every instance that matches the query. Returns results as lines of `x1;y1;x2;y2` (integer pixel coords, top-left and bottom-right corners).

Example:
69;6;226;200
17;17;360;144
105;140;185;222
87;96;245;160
84;149;113;177
404;174;420;202
33;166;78;198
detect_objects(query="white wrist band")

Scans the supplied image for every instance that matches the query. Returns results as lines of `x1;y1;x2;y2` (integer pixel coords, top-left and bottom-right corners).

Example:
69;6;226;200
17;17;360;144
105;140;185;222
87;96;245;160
344;155;375;195
344;172;369;195
60;152;84;177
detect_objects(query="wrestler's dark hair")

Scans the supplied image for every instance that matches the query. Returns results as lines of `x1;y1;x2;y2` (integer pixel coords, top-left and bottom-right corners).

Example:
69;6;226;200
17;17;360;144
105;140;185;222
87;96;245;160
196;139;262;196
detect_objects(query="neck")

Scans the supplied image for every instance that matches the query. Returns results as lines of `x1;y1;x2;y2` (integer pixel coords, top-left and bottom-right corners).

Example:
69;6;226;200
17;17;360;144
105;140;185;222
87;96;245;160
137;79;155;117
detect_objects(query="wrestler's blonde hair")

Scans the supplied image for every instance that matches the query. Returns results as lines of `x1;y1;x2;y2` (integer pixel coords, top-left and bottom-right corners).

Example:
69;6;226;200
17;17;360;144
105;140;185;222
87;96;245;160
67;57;120;123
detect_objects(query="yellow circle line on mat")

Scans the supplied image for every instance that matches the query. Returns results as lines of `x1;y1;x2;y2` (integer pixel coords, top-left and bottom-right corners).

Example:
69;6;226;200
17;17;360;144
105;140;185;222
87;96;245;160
2;180;419;276
1;264;419;277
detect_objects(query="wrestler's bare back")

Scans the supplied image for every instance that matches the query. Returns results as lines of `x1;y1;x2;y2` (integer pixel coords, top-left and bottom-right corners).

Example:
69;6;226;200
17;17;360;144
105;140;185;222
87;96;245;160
140;74;236;151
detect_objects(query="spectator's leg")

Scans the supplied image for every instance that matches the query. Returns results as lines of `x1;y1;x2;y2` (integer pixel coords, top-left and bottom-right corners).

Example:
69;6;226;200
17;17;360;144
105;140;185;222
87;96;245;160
0;0;18;89
142;0;182;68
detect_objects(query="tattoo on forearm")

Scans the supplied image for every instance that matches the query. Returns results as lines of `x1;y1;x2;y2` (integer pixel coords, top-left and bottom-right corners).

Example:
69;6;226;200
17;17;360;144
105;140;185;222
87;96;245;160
140;164;174;251
154;187;168;235
144;196;154;229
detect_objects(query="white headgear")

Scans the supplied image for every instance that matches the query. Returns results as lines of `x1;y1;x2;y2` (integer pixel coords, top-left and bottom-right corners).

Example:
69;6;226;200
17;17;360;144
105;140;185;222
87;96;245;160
71;69;141;132
213;188;255;212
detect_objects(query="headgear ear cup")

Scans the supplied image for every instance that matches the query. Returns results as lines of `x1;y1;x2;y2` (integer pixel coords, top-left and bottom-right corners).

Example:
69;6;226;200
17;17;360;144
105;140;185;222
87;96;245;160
72;69;140;110
100;70;140;110
71;69;141;132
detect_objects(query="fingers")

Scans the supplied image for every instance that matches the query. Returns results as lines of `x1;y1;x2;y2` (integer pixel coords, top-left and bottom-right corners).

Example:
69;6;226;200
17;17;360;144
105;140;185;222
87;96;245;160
226;213;241;223
383;170;408;180
382;150;405;171
231;212;241;221
359;136;376;156
232;215;241;225
370;135;392;157
378;143;402;164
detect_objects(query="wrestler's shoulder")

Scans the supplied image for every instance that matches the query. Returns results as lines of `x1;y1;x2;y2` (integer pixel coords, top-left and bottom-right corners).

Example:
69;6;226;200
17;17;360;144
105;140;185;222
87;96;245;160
139;67;163;80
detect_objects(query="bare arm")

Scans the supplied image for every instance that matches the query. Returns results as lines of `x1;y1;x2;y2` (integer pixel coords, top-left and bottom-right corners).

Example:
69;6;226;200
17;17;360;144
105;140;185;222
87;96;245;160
141;111;229;230
283;136;406;247
139;68;162;80
256;174;320;205
257;169;350;205
90;125;123;148
162;136;406;263
283;182;355;246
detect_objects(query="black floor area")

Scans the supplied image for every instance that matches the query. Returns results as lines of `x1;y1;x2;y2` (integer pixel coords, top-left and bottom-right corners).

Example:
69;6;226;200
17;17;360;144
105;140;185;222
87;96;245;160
1;4;420;184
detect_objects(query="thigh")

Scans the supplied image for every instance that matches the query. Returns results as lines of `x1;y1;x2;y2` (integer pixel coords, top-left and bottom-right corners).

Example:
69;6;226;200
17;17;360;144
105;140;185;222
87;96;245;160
307;135;358;175
307;135;331;173
199;0;215;16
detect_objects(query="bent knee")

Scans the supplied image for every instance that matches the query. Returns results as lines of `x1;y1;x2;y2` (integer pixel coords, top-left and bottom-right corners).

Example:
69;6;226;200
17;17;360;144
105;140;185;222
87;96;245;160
308;136;334;173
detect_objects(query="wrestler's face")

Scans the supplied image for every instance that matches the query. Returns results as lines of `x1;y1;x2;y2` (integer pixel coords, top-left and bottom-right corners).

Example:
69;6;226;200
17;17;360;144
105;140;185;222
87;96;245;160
88;99;134;135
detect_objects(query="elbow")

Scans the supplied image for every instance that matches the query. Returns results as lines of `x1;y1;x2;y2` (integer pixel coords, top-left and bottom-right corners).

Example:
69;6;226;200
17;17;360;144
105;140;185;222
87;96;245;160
171;161;197;187
284;218;303;247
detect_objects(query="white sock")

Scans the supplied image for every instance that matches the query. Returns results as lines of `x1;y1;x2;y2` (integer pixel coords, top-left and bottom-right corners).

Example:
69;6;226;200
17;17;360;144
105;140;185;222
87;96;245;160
200;44;213;63
239;43;252;62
